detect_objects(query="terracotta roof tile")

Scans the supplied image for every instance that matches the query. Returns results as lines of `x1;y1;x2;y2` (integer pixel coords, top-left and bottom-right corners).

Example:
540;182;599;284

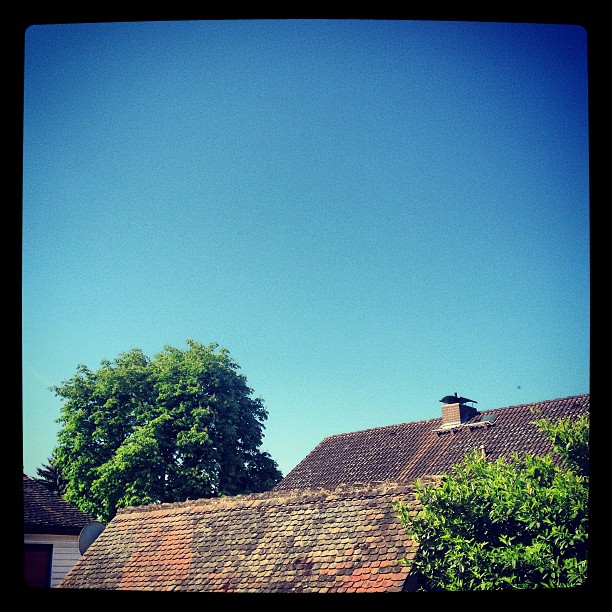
56;393;588;592
58;481;422;592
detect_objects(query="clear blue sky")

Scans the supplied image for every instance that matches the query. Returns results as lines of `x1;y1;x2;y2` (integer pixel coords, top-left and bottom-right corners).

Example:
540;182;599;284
22;19;590;480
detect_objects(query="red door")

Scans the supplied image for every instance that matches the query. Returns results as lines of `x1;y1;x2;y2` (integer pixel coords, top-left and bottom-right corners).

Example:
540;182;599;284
24;544;53;588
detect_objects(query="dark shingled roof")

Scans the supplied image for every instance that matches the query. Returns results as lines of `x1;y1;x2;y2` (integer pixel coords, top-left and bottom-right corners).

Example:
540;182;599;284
56;393;589;592
23;475;95;535
57;480;430;593
273;394;590;492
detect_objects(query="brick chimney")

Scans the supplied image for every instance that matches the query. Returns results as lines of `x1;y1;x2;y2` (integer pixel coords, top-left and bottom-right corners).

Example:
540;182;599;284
439;393;478;428
441;402;478;427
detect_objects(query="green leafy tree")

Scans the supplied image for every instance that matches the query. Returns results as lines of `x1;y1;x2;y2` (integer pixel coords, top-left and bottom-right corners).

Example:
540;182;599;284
35;450;67;495
537;413;589;478
51;340;282;522
394;412;589;590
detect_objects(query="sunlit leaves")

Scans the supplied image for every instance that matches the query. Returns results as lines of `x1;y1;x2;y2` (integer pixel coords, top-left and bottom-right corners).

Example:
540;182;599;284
394;413;589;590
51;340;282;522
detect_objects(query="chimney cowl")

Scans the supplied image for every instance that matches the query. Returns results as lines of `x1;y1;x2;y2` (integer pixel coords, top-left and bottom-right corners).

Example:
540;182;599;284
440;392;477;405
439;393;479;428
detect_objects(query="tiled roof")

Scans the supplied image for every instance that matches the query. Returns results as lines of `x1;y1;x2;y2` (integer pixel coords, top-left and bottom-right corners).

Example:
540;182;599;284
57;480;429;593
55;393;589;592
274;394;590;492
23;475;95;535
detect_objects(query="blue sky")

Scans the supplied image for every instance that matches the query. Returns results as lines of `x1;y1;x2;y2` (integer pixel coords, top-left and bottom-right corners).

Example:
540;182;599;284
22;19;590;480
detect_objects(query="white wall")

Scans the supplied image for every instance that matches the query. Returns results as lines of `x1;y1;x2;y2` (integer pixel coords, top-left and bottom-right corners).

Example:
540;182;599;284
24;533;82;587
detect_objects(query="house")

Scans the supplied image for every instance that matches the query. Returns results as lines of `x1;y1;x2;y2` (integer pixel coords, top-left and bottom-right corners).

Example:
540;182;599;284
274;393;590;492
23;475;96;588
56;393;589;592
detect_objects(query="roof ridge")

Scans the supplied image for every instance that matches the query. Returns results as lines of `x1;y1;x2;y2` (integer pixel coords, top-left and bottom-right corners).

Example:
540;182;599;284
319;393;590;442
477;393;590;414
320;416;442;441
116;480;420;516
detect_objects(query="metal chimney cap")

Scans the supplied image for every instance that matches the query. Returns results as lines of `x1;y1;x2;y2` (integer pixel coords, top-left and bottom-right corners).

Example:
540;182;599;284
440;392;477;405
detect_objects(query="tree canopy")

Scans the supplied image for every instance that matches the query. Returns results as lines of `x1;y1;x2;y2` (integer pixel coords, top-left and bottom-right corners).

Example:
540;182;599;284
394;412;589;590
36;450;67;494
50;340;282;521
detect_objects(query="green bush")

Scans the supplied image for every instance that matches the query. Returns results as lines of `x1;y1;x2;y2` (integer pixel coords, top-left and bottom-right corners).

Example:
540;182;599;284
394;412;589;590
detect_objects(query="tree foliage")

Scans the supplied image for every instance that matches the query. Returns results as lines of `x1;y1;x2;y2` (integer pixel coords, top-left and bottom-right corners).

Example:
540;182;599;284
35;450;67;495
49;340;282;522
394;412;589;590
